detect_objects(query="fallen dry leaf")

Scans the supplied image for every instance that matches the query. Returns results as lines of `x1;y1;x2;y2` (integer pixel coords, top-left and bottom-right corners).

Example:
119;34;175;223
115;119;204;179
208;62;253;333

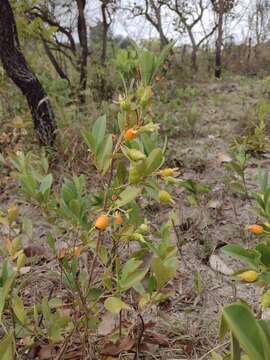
217;153;232;163
19;266;31;275
38;345;56;359
98;311;118;336
209;254;234;275
101;336;135;356
24;245;47;258
143;331;170;347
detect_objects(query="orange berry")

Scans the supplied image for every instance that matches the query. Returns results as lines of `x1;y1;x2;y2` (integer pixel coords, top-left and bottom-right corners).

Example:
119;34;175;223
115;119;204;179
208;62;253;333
114;212;123;225
124;128;137;141
95;214;110;230
248;224;263;235
111;194;118;201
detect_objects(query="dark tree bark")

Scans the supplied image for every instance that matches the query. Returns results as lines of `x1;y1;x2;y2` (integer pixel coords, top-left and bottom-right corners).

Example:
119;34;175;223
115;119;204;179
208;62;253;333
41;37;71;85
0;0;57;146
76;0;88;104
215;0;224;78
101;1;110;63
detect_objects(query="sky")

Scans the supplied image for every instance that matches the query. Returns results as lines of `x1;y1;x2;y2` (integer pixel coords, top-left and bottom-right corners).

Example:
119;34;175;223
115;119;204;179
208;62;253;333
86;0;258;46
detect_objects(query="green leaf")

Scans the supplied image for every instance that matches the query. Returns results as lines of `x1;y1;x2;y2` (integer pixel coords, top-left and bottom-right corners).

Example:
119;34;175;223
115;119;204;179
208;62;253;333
138;49;155;85
97;134;113;174
81;129;96;152
144;148;164;176
256;243;270;267
0;331;15;360
0;274;16;322
219;314;229;340
119;258;148;290
87;288;102;301
151;257;176;289
211;351;223;360
104;297;130;314
39;174;53;197
92;115;106;152
231;334;241;360
260;291;270;310
12;295;26;325
114;186;141;208
221;244;261;268
223;303;270;360
121;258;142;280
119;268;148;290
22;217;33;238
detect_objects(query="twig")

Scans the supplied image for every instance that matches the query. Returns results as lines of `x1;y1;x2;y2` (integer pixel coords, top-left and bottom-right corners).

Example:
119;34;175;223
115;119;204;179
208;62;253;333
134;313;144;360
172;219;187;267
198;340;230;360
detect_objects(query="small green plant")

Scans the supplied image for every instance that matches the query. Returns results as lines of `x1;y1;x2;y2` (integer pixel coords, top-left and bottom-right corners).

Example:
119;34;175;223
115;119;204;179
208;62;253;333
224;145;250;199
211;302;270;360
8;150;53;207
180;104;200;137
176;86;199;100
232;101;270;153
261;75;270;99
210;170;270;359
173;178;211;206
3;43;180;357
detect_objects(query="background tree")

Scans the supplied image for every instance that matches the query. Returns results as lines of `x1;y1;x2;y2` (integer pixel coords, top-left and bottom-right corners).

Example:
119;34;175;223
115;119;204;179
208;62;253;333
131;0;169;49
248;0;270;46
211;0;235;78
166;0;217;71
0;0;57;146
27;0;89;104
100;0;117;63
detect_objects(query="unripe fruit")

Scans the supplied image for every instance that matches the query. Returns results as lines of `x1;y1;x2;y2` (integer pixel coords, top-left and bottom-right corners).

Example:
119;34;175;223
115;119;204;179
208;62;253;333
159;168;174;178
129;166;141;184
124;128;137;141
248;224;263;235
138;223;149;234
238;270;258;282
158;190;173;203
119;95;131;111
130;233;144;242
95;214;109;230
114;212;123;225
127;149;146;161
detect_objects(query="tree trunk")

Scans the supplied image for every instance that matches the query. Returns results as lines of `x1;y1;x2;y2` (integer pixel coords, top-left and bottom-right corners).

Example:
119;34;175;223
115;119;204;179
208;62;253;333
42;38;71;86
191;47;198;72
101;2;109;63
187;28;198;72
215;0;224;78
0;0;57;146
76;0;88;104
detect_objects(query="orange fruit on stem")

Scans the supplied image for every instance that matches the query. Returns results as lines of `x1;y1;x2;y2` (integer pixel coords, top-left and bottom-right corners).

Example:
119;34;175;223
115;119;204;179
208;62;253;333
114;212;123;225
124;128;137;141
248;224;263;235
95;214;110;230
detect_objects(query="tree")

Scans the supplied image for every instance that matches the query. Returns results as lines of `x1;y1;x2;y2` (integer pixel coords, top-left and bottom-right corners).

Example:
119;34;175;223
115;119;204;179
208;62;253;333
132;0;169;49
0;0;57;146
100;0;117;63
166;0;217;71
211;0;235;78
248;0;270;46
27;0;89;104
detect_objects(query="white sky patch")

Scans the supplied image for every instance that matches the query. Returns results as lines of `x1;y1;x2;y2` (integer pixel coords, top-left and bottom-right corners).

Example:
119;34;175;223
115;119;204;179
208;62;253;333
86;0;263;46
